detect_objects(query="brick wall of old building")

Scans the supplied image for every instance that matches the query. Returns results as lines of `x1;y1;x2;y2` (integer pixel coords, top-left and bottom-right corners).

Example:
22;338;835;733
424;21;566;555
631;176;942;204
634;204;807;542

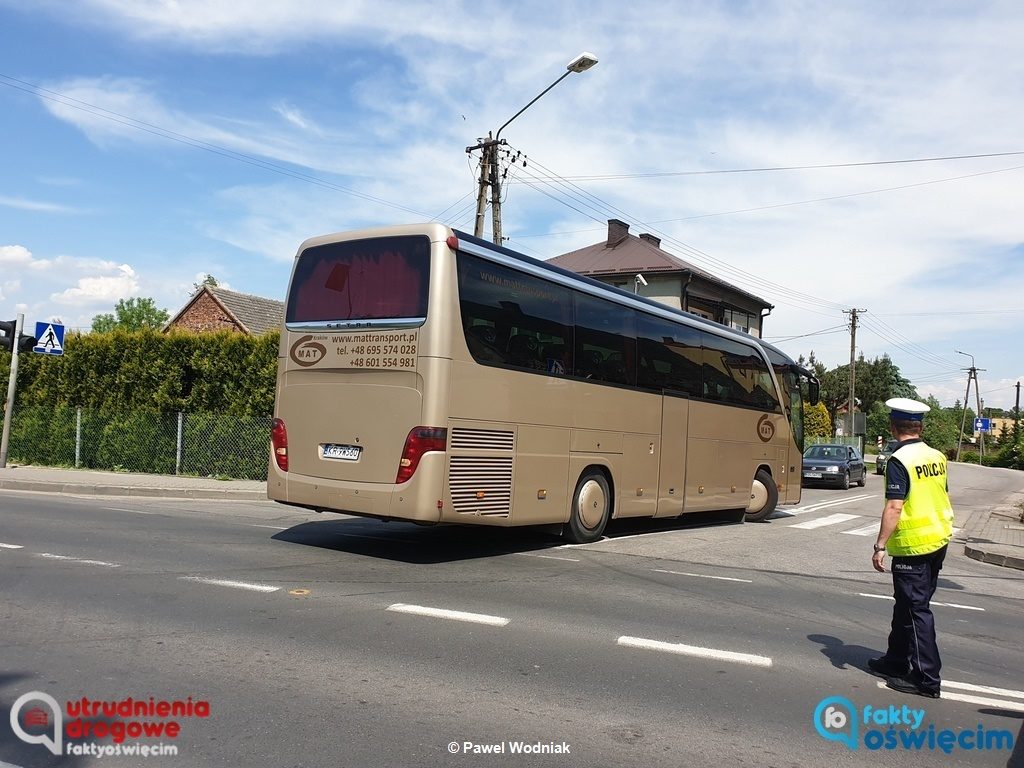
169;292;243;333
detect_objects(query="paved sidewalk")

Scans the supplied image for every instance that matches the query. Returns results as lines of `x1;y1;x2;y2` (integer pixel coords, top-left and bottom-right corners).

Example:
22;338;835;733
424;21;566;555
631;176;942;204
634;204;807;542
2;463;1023;570
0;464;266;501
963;499;1024;571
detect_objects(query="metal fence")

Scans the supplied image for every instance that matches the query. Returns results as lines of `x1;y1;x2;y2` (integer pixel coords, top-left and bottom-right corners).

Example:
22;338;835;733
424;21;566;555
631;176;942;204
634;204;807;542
6;406;271;480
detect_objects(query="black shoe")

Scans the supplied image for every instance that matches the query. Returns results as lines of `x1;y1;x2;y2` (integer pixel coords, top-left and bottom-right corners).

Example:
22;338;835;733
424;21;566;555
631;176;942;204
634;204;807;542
886;675;940;698
867;657;909;678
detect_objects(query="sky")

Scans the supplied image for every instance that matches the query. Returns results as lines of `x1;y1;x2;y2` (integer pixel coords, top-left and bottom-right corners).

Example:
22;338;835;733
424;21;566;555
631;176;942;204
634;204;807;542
1;0;1022;410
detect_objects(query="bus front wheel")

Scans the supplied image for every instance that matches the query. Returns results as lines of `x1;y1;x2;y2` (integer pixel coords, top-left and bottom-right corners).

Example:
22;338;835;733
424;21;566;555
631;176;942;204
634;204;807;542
565;470;611;544
744;469;778;523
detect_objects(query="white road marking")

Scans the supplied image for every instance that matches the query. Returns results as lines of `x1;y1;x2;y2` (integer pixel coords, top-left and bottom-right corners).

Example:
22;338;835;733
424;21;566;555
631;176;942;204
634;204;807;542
776;495;874;516
36;553;121;568
856;593;984;611
250;524;289;530
789;513;860;529
0;543;24;549
178;576;280;593
841;523;879;536
874;681;1024;713
386;603;510;626
944;680;1024;699
104;506;157;515
617;635;772;668
513;553;581;562
652;569;753;583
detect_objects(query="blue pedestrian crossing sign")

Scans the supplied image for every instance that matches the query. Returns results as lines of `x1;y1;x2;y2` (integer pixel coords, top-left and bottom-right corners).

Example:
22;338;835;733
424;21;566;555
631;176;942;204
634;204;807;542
33;322;65;356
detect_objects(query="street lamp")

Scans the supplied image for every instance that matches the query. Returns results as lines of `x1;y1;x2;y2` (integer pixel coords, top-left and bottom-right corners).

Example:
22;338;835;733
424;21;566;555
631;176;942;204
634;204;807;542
468;52;598;244
954;349;985;462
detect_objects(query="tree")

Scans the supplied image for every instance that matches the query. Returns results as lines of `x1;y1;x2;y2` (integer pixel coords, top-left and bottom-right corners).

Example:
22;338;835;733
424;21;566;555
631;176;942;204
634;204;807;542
798;351;917;433
91;298;170;333
803;401;832;439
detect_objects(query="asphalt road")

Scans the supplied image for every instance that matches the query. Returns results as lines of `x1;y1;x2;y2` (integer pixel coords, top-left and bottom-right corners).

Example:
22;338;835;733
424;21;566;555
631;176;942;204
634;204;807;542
2;463;1023;767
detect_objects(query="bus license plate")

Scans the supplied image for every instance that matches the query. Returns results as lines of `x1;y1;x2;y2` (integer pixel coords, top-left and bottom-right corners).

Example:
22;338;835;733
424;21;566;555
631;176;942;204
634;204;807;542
322;444;361;461
804;472;822;479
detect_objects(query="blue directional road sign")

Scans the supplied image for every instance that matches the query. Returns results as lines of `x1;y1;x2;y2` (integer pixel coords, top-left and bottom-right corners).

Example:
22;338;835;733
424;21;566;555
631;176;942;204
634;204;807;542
33;321;65;356
974;417;991;433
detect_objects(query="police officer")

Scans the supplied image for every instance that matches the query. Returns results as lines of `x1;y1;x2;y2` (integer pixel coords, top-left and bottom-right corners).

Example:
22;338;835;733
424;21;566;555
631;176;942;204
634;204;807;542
868;397;954;698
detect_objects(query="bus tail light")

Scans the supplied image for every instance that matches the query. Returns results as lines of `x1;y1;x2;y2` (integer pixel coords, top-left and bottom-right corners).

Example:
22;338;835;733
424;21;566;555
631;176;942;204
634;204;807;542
396;427;447;484
271;418;289;472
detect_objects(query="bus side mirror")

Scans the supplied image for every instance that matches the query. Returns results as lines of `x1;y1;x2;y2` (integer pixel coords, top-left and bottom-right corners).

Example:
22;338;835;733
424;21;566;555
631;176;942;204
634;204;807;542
807;379;820;406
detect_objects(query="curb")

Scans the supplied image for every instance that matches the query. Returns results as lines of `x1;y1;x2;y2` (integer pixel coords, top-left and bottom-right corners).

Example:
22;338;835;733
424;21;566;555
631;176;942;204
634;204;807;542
963;544;1024;572
0;479;267;501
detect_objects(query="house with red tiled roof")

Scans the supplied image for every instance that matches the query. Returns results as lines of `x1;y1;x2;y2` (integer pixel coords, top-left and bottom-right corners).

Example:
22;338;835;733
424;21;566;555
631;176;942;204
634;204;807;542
164;285;284;336
547;219;773;337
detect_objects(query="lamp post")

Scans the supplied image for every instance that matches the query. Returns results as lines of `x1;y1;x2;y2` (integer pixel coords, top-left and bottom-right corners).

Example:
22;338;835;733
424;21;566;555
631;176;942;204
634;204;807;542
954;349;985;462
468;52;598;245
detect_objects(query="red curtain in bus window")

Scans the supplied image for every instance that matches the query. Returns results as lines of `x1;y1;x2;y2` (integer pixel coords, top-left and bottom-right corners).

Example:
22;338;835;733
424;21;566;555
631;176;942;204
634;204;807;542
344;250;423;318
292;246;427;321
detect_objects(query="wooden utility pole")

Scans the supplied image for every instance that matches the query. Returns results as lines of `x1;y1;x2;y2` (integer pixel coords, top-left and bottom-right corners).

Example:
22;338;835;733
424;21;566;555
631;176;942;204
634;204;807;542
0;313;25;468
843;309;864;440
954;351;986;463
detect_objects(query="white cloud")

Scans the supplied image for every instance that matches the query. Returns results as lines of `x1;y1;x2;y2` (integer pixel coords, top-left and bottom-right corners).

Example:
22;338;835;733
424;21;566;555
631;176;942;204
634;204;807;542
50;264;139;306
0;245;34;266
0;196;80;213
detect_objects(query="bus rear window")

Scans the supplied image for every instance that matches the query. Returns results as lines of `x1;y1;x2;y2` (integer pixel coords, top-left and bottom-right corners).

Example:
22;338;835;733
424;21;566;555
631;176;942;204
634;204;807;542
287;236;430;323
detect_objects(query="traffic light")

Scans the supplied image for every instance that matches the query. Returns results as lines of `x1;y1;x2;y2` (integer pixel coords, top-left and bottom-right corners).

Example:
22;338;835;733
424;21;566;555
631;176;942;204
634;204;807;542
0;319;36;354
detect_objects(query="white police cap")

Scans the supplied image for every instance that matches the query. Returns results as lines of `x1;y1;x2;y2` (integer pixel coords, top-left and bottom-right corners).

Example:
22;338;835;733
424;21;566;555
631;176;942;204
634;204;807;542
886;397;930;422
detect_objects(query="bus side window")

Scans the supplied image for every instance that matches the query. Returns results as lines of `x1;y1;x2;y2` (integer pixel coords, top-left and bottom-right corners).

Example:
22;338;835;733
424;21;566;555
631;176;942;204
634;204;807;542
465;323;503;362
507;334;543;370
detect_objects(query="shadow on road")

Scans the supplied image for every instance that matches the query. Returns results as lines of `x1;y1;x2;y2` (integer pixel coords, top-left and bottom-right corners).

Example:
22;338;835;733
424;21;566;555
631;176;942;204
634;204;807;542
807;633;881;673
271;509;743;563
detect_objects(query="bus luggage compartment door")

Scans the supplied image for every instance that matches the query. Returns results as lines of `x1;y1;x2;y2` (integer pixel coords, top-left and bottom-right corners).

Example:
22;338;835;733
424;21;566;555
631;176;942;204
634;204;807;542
656;393;688;517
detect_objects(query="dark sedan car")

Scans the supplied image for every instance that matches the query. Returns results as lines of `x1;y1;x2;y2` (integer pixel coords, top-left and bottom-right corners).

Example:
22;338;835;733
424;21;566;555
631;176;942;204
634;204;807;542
875;439;900;475
802;444;867;489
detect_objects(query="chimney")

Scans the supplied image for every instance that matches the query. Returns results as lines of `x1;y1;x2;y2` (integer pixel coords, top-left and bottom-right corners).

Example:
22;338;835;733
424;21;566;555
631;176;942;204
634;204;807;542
639;233;661;248
607;218;630;247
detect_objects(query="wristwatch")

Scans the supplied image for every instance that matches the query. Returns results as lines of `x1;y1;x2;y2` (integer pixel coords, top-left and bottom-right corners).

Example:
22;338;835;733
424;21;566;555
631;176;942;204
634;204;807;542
873;544;886;553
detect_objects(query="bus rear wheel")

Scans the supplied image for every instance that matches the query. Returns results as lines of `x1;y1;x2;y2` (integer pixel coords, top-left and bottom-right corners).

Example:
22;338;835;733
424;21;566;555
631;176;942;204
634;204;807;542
564;470;611;544
744;469;778;523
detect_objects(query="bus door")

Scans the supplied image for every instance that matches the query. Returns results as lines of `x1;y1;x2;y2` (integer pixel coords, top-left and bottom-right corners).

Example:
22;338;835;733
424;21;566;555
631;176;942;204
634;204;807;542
655;392;689;517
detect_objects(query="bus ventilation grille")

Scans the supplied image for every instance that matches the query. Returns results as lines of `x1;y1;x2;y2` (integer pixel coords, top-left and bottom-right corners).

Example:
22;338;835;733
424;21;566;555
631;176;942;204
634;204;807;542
449;456;513;516
450;428;515;452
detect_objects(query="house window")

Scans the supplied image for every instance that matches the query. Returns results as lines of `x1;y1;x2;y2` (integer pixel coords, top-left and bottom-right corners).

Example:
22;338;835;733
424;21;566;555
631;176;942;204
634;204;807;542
723;309;756;335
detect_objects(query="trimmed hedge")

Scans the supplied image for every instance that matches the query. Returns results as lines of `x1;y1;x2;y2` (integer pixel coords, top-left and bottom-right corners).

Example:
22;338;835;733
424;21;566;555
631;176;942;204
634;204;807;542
1;330;278;479
0;329;278;416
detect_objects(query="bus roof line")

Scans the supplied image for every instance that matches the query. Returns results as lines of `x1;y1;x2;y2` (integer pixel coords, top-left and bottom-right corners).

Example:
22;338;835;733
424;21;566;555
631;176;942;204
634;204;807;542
451;228;789;365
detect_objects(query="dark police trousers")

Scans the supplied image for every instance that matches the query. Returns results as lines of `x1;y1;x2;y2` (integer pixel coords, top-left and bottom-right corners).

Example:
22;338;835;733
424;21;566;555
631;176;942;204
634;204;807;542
886;545;948;691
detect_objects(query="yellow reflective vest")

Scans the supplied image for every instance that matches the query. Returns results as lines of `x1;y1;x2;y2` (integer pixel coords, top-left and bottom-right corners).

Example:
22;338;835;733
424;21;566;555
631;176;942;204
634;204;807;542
887;441;954;556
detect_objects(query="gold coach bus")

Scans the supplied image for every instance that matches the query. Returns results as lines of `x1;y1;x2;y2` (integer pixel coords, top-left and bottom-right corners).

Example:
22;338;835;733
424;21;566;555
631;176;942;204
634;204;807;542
269;223;818;543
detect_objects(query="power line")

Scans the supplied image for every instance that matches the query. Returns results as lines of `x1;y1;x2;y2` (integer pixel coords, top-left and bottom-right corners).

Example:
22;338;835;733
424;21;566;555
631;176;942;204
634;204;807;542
503;145;847;315
515;151;1024;182
763;325;848;343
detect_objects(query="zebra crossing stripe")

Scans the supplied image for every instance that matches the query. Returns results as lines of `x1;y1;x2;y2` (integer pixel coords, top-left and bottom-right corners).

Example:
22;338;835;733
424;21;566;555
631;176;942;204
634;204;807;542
776;494;873;516
789;513;860;530
841;523;879;536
